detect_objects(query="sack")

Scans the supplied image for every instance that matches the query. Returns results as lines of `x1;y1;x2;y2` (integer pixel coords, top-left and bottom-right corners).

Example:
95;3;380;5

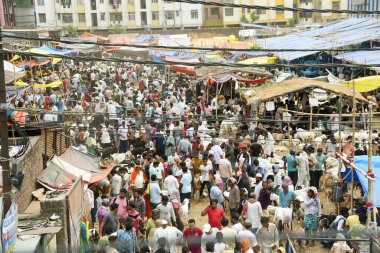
331;184;344;202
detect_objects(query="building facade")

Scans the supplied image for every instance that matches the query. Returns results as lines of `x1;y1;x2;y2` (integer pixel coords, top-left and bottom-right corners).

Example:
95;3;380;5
34;0;203;30
0;0;15;27
348;0;380;17
14;0;36;27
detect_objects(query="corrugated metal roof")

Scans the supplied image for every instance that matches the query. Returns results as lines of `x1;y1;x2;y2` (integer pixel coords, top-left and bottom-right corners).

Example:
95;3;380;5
256;18;380;61
335;50;380;71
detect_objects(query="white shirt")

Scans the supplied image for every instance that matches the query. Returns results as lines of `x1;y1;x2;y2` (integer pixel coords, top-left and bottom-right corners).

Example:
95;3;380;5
214;242;228;253
164;175;179;195
211;97;218;110
254;181;263;199
111;174;122;195
245;201;263;229
210;145;224;164
157;202;176;223
180;172;192;194
200;164;212;182
164;226;183;253
118;126;128;141
149;182;162;204
134;171;144;189
237;230;258;248
232;223;244;234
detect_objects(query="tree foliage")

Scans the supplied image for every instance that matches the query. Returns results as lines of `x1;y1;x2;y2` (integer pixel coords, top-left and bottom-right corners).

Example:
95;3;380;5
250;11;259;23
66;25;78;37
110;24;125;34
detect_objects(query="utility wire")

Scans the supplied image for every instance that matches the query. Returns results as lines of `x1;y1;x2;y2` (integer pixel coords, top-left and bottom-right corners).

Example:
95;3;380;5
2;33;380;53
170;0;380;15
3;48;380;69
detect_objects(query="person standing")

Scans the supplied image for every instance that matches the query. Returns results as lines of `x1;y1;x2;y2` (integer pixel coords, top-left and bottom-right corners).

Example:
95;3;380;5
110;170;122;197
219;154;233;191
165;130;175;157
149;174;162;210
157;195;177;226
225;137;236;170
315;148;327;190
303;187;322;247
237;221;259;252
180;167;192;208
306;147;318;188
201;199;225;230
201;224;218;253
227;177;240;213
220;217;237;250
183;219;203;253
199;158;213;198
112;188;128;221
283;149;298;187
118;120;129;153
258;181;271;212
99;203;120;236
279;183;296;208
255;216;279;253
164;169;179;196
162;220;183;253
241;193;262;234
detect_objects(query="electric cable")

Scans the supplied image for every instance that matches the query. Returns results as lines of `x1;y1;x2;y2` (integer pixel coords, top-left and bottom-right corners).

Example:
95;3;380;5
170;0;380;15
3;48;380;69
3;33;380;53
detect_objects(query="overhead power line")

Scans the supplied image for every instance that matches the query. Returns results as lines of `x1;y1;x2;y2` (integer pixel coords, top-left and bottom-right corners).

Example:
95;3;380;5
170;0;380;15
2;48;380;69
2;34;380;53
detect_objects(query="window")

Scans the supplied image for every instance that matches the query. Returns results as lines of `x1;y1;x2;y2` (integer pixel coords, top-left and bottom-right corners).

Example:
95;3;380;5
276;5;284;14
176;10;179;17
61;0;71;7
225;8;233;16
100;0;104;3
101;12;105;20
140;0;146;8
164;0;172;3
78;0;83;5
62;13;73;23
38;0;44;5
56;0;59;3
128;12;135;21
110;13;122;22
57;13;61;20
38;13;46;23
300;12;312;18
152;0;158;3
211;7;219;15
191;10;198;19
333;2;340;10
257;9;266;15
152;11;159;20
78;13;85;22
165;11;174;20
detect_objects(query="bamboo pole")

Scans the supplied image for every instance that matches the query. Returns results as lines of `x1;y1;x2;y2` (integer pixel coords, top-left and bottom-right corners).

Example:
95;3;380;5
351;73;356;214
338;93;342;216
368;102;373;226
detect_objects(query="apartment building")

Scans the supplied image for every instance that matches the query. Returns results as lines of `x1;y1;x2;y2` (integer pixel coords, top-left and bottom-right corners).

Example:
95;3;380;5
348;0;380;18
252;0;295;26
0;0;15;27
34;0;203;30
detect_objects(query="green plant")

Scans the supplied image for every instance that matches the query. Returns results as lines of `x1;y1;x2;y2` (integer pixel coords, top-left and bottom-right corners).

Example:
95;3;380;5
250;11;258;23
288;18;296;27
241;15;249;24
66;25;78;37
110;24;125;34
13;0;31;6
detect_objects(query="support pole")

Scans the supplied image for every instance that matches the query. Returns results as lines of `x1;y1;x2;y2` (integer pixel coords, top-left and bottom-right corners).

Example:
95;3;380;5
0;28;12;214
338;93;342;215
367;102;373;224
351;73;356;214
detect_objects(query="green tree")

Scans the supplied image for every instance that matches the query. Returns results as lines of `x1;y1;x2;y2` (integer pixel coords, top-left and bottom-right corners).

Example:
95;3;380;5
241;15;249;24
250;11;258;23
288;18;296;27
110;24;125;34
66;25;78;37
13;0;31;6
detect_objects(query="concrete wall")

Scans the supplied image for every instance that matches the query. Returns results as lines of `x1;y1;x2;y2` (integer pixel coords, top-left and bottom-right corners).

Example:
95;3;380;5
14;7;36;27
15;136;44;213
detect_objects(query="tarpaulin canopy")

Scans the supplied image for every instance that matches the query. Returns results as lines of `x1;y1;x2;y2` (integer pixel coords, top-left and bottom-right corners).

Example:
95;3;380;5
335;50;380;71
353;155;380;207
6;86;32;101
4;60;24;73
209;74;268;84
168;65;196;75
327;70;380;92
36;147;112;189
196;66;272;77
80;32;109;42
238;56;278;64
165;54;201;63
257;18;380;61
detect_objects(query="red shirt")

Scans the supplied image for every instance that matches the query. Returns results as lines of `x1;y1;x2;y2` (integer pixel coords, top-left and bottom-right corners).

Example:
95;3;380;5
183;227;203;253
206;208;225;229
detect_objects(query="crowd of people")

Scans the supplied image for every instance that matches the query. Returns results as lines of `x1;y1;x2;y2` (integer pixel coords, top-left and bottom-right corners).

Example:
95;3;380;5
8;58;379;253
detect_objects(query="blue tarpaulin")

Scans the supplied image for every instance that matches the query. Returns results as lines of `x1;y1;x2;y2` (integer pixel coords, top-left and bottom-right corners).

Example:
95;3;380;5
38;45;76;55
353;155;380;207
257;18;380;61
335;50;380;71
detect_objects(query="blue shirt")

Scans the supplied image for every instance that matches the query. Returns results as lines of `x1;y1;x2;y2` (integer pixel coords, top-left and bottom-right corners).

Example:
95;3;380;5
279;190;296;208
149;165;158;181
284;155;297;172
315;154;326;171
117;229;135;253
